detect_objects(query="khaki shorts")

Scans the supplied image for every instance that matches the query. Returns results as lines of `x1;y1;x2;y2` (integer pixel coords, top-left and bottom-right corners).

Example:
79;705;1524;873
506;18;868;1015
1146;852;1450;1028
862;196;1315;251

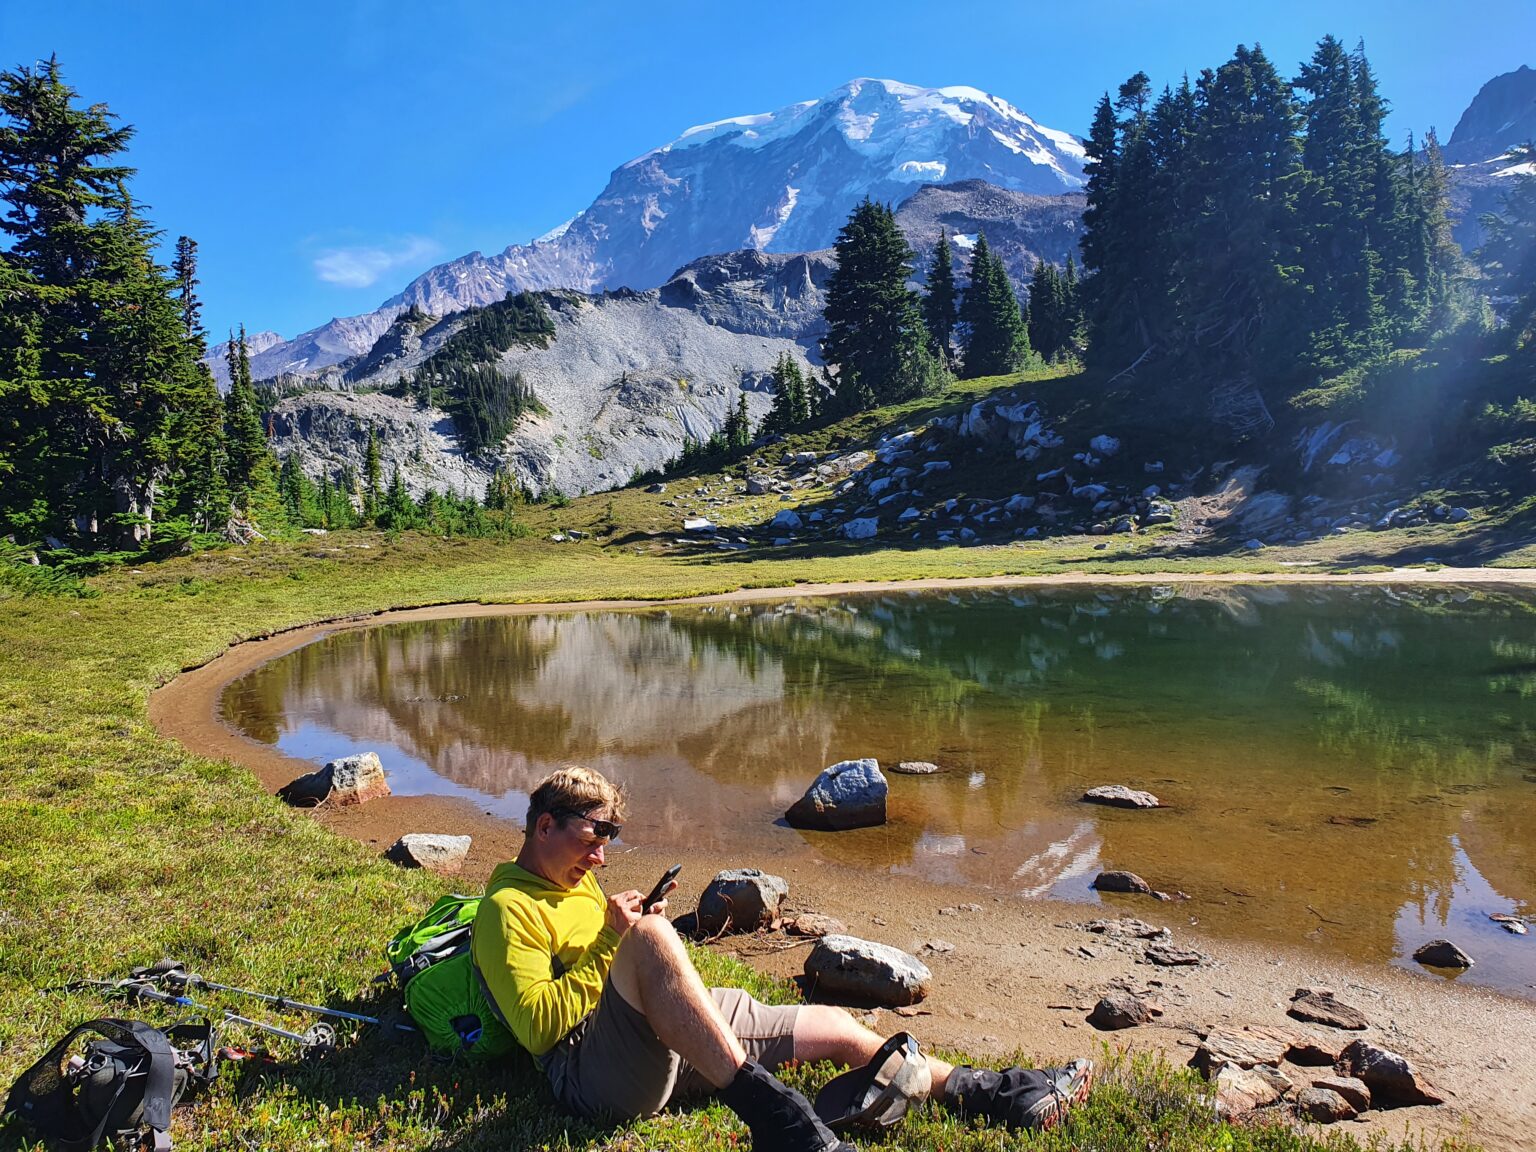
541;982;800;1120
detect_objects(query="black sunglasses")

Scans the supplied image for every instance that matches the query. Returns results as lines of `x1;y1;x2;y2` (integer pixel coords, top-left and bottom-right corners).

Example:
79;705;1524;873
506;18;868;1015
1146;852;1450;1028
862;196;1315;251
552;807;623;841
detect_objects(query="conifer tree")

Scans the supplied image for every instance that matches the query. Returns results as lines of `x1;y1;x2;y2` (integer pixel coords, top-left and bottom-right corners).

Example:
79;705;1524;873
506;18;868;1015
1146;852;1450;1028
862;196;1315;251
959;233;1032;378
1027;259;1061;361
223;326;269;509
0;57;218;544
763;352;810;433
380;465;414;529
821;198;946;413
921;231;958;361
362;424;383;522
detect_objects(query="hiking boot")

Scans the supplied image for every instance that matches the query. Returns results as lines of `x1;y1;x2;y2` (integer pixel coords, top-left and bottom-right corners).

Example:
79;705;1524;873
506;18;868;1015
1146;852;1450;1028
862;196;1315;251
943;1058;1094;1131
720;1059;857;1152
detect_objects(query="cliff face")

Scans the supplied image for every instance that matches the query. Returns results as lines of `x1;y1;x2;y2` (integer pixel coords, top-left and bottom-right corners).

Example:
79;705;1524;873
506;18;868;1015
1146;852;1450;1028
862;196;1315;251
266;251;839;499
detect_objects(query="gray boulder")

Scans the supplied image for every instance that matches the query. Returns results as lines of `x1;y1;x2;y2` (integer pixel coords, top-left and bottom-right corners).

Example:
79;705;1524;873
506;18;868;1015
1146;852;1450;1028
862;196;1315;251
696;869;789;934
842;517;878;541
769;508;803;530
804;935;931;1006
746;475;772;495
1082;785;1161;809
1412;939;1473;968
785;759;887;831
279;752;391;807
386;833;471;873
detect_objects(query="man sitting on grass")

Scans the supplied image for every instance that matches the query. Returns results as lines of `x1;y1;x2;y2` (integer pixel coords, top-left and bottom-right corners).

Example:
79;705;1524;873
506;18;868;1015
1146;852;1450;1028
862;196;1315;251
473;766;1093;1151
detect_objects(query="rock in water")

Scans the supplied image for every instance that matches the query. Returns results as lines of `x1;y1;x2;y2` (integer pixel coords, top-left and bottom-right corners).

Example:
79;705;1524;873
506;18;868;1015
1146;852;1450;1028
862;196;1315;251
891;760;944;775
1092;870;1153;894
278;752;391;807
804;935;931;1007
1412;939;1474;968
1288;989;1369;1030
1087;991;1152;1030
785;759;887;830
1336;1040;1444;1106
696;869;789;934
385;833;471;873
1082;784;1161;808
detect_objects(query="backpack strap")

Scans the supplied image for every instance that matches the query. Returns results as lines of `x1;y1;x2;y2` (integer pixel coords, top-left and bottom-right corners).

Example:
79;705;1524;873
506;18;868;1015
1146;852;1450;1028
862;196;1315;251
111;1020;177;1149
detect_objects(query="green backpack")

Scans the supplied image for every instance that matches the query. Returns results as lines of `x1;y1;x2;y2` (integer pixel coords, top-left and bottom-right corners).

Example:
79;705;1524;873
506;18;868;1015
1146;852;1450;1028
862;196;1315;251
387;894;517;1061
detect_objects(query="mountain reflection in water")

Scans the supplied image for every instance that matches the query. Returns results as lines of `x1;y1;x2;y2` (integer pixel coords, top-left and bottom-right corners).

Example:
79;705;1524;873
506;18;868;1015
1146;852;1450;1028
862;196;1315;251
222;585;1536;997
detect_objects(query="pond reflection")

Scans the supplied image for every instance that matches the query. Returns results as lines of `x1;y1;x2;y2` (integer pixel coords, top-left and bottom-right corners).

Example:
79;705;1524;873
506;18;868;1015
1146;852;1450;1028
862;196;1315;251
222;585;1536;996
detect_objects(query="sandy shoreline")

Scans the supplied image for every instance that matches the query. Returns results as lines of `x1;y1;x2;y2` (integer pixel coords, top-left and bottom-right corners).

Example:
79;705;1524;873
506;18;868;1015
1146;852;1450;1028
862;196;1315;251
148;569;1536;1150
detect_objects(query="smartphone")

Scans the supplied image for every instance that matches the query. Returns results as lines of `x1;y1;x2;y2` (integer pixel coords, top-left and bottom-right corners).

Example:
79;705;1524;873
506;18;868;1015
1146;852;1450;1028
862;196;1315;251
642;864;682;913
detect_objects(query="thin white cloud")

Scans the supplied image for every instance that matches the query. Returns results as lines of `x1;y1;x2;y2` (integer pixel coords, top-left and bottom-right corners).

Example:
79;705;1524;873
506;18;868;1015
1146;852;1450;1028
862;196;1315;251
312;236;442;288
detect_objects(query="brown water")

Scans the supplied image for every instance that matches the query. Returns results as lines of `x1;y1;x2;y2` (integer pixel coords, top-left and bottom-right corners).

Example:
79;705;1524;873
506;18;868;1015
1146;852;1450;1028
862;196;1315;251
221;584;1536;996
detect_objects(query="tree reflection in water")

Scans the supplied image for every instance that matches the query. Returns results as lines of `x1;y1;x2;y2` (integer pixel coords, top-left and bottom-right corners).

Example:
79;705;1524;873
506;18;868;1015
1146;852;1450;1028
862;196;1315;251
223;586;1536;996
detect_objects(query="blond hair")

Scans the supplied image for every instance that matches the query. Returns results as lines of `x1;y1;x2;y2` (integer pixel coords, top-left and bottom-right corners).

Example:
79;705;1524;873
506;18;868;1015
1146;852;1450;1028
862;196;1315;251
525;766;627;834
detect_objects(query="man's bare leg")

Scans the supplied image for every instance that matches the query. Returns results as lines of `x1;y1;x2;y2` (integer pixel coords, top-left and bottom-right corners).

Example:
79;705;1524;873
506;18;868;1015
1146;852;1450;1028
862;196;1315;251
792;1005;954;1097
606;914;747;1089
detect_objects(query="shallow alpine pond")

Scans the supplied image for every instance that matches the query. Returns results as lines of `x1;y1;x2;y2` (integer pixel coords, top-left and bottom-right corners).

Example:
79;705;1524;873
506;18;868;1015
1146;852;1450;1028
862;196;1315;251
222;584;1536;996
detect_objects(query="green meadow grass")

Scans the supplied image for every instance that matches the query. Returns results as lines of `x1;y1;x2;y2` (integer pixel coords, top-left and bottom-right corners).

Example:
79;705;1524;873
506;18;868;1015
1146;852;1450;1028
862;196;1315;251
0;369;1505;1150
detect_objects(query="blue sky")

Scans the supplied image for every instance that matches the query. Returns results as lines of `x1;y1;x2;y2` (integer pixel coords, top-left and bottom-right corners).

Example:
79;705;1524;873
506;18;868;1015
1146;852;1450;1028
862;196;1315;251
4;0;1531;342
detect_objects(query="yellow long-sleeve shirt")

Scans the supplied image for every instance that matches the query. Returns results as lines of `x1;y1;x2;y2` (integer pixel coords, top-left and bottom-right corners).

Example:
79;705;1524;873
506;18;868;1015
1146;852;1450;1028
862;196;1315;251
471;861;621;1058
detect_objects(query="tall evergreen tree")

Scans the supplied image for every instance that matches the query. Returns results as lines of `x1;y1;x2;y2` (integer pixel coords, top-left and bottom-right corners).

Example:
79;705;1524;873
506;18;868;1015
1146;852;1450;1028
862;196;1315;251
763;352;810;433
821;198;946;413
0;56;216;545
222;325;269;510
921;231;958;361
959;233;1032;378
362;424;383;522
1027;259;1062;360
724;392;752;451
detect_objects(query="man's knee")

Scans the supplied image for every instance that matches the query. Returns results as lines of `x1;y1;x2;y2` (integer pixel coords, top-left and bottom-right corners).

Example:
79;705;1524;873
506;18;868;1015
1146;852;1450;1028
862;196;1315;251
618;914;687;967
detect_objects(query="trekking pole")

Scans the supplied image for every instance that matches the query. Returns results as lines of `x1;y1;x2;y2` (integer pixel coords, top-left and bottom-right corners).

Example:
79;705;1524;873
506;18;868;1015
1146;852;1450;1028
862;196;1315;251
135;960;406;1030
65;978;338;1055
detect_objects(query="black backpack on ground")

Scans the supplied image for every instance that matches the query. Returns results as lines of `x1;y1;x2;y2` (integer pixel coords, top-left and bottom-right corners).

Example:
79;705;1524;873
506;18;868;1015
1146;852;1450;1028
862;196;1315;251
4;1017;219;1151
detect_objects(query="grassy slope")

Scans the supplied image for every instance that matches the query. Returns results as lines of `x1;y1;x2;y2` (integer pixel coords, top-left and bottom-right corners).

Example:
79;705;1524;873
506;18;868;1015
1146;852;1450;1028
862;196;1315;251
0;369;1504;1152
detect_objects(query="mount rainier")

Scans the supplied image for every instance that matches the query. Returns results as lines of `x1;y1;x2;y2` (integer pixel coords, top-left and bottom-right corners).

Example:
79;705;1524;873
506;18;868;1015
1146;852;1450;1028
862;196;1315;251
226;78;1085;383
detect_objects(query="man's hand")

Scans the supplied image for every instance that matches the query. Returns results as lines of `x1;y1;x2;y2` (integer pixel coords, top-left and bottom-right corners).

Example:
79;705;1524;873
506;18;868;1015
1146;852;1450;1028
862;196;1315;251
605;890;645;936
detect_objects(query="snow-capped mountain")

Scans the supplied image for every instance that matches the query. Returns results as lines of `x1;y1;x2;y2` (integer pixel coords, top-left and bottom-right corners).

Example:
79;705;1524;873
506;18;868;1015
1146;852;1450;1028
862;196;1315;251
1437;64;1536;250
222;79;1084;384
